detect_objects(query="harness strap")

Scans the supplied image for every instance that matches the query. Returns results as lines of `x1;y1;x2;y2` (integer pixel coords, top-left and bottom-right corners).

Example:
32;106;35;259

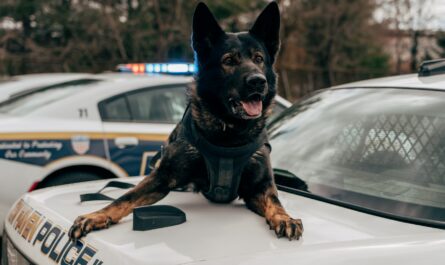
80;193;114;202
79;181;135;202
180;106;268;203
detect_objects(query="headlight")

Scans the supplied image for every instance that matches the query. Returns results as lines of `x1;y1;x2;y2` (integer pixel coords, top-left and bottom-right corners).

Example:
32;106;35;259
1;234;33;265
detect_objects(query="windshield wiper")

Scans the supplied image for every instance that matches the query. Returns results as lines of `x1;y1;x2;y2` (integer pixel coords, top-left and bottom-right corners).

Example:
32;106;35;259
273;168;308;192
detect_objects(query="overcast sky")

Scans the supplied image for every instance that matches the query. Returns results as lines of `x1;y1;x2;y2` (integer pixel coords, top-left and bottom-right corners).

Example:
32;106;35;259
374;0;445;30
432;0;445;30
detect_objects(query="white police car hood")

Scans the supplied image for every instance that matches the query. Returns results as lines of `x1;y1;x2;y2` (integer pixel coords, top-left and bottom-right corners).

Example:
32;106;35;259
5;177;445;265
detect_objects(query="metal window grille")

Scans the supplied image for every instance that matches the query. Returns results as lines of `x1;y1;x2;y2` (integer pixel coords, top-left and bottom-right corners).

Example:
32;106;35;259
330;114;445;184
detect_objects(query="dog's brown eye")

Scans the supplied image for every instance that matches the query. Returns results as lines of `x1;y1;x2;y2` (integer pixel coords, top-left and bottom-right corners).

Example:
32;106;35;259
254;55;264;64
223;57;234;66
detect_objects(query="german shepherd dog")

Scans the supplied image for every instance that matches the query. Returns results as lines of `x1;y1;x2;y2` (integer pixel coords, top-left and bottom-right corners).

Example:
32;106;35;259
69;2;303;241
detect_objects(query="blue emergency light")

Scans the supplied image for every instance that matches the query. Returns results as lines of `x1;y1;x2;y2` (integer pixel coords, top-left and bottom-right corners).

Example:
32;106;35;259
117;63;195;75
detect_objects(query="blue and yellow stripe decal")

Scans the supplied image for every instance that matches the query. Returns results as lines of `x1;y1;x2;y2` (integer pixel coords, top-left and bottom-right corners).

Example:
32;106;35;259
0;132;168;176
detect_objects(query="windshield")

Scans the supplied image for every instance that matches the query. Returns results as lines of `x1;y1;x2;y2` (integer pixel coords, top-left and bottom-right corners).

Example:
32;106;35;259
0;79;100;115
269;102;287;122
270;88;445;225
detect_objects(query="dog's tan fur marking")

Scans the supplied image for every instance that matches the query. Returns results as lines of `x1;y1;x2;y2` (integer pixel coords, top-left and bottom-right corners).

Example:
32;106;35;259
69;172;170;239
246;186;303;240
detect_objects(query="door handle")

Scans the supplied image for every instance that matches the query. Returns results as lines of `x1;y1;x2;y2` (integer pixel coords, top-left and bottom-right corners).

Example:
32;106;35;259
114;137;139;149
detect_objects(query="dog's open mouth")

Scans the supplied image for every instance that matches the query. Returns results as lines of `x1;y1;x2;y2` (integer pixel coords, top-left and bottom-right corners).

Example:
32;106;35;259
241;94;263;117
230;94;264;119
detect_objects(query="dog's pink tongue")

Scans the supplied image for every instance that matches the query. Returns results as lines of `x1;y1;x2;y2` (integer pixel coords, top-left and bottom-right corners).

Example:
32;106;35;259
241;100;263;116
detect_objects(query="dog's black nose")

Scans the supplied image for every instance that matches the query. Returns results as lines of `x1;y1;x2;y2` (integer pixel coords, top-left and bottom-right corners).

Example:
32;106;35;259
246;74;266;89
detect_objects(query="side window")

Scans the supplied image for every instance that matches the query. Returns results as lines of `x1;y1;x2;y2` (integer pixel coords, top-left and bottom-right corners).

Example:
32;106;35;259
126;86;187;123
102;96;131;121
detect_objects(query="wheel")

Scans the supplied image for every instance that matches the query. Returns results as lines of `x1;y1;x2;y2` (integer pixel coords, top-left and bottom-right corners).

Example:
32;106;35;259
39;171;102;188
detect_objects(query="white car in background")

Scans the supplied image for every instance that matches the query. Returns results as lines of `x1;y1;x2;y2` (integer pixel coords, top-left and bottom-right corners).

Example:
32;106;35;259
0;64;291;236
2;60;445;265
0;73;95;102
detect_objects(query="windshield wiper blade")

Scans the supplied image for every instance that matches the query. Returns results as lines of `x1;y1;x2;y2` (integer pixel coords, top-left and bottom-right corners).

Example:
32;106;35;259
273;168;309;192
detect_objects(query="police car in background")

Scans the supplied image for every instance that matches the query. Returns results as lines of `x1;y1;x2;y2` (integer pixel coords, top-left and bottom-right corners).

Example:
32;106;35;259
0;63;291;236
0;73;95;102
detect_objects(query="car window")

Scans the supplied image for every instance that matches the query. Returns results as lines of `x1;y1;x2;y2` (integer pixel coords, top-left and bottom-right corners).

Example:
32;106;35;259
269;88;445;225
0;79;100;115
102;96;131;121
100;85;188;123
127;86;187;123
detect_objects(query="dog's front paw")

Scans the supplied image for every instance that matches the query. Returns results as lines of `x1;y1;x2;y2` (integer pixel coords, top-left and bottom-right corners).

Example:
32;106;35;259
267;214;303;240
68;212;113;240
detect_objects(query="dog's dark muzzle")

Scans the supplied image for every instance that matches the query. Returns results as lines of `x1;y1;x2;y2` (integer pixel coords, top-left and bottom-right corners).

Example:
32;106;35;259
246;73;267;93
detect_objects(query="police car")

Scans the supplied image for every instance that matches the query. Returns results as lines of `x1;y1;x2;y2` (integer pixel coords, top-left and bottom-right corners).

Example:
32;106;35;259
0;73;95;102
3;60;445;265
0;63;291;236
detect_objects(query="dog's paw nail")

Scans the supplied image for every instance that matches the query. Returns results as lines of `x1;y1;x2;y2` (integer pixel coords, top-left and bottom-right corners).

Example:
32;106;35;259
270;216;303;241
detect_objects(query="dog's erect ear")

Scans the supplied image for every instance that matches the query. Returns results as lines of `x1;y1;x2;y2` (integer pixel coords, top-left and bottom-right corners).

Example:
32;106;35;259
249;2;280;61
192;2;225;56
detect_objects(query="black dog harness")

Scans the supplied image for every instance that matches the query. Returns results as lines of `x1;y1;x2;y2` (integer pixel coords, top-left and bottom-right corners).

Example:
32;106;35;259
178;106;269;203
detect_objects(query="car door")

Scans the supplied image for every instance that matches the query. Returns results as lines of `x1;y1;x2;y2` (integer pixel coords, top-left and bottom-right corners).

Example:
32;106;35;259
99;84;189;177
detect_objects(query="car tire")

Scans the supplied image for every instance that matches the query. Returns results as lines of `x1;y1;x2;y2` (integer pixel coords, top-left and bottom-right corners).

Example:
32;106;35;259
40;171;102;188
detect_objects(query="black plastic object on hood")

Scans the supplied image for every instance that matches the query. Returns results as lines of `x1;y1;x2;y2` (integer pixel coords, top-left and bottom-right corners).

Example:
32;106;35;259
78;181;187;231
133;205;186;231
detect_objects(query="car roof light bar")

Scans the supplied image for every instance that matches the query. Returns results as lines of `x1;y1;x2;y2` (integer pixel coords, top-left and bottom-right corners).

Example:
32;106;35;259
418;59;445;77
116;63;195;75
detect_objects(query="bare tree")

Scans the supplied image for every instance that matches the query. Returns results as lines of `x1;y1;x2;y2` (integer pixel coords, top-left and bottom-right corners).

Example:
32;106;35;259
277;0;387;99
379;0;434;73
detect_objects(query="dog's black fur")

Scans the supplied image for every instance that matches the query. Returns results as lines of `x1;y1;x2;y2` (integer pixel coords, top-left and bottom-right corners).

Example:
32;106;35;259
69;2;303;241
